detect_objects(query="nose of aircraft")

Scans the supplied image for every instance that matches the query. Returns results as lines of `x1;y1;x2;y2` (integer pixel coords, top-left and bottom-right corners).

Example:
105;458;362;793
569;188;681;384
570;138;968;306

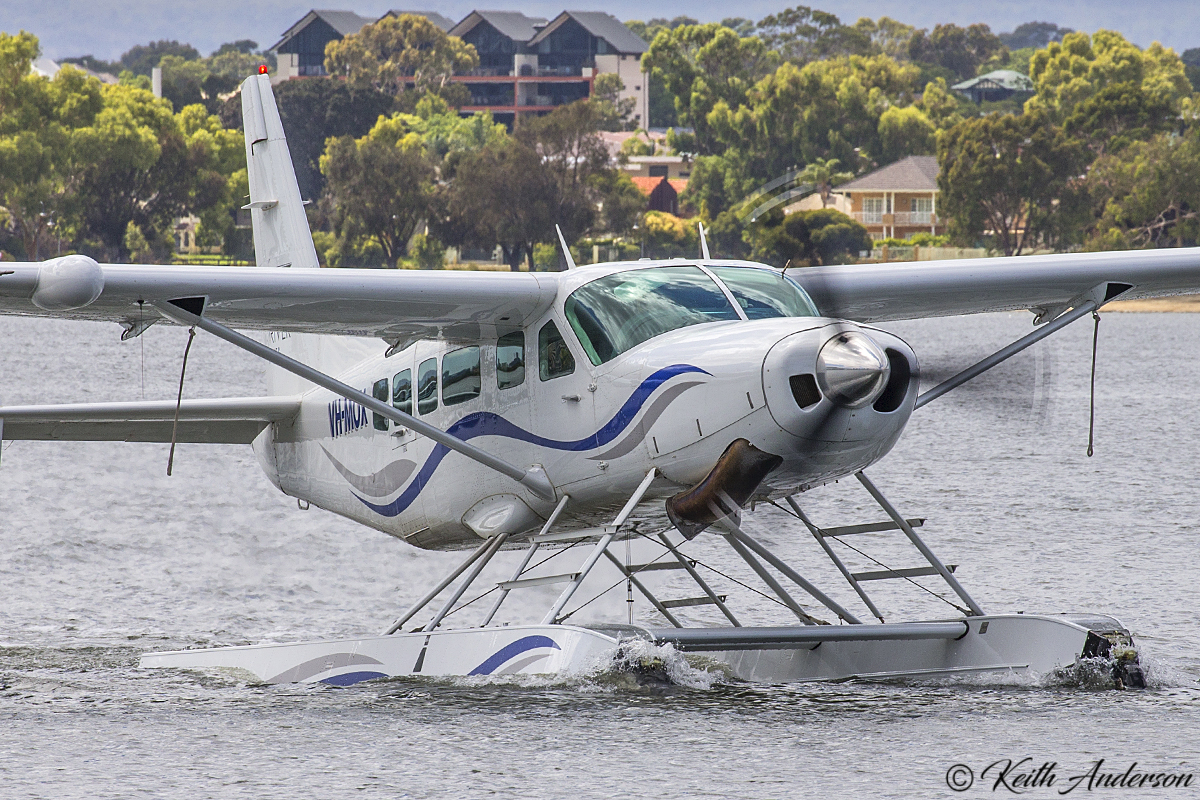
815;329;890;409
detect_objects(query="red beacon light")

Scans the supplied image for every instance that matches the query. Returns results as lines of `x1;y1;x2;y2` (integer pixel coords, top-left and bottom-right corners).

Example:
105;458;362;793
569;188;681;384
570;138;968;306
258;65;269;75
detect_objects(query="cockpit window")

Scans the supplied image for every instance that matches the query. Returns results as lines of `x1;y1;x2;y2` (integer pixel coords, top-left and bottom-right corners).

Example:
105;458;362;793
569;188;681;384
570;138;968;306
710;267;819;319
564;266;740;365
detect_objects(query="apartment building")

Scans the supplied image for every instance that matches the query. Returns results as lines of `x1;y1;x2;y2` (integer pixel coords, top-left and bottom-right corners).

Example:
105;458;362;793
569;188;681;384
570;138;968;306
270;9;648;127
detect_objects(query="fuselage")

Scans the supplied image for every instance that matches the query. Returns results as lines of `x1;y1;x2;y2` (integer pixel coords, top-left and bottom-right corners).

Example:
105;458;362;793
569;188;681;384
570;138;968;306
253;260;921;549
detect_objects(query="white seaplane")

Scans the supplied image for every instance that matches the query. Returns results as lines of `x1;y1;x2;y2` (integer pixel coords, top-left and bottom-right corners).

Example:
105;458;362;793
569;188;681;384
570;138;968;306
3;73;1198;687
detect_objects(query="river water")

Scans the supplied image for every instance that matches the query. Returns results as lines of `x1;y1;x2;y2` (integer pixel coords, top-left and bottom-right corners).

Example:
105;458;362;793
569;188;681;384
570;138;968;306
1;311;1198;798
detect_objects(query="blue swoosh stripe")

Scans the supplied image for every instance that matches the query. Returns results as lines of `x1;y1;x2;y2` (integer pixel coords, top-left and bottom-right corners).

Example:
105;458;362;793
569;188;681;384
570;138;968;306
319;670;389;686
355;364;708;518
469;635;561;676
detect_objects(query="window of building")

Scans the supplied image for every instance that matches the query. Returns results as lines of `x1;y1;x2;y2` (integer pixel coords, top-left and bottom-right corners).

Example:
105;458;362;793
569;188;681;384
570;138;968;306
497;331;525;389
649;164;669;177
539;321;575;380
442;346;481;406
417;358;438;415
912;197;933;213
393;369;412;416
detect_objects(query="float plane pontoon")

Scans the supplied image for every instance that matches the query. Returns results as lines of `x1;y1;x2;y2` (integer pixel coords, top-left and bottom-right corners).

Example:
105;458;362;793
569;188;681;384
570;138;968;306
3;73;1193;687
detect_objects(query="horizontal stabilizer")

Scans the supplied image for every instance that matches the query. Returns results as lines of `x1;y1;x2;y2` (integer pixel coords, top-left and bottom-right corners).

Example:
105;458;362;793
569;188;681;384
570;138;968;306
0;396;300;444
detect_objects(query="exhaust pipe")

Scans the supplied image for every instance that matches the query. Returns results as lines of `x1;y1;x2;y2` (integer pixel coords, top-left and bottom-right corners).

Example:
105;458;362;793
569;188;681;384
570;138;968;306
665;438;782;539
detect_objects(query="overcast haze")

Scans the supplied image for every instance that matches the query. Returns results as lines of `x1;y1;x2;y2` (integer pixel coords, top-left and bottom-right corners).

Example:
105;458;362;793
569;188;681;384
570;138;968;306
3;0;1199;61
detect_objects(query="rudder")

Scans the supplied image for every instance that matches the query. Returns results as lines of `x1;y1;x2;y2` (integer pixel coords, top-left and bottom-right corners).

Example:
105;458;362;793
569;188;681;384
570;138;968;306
240;73;319;270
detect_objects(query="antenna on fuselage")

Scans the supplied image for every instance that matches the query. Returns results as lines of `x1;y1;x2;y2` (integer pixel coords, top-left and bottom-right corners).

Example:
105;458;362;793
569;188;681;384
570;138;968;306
698;222;711;260
555;225;577;270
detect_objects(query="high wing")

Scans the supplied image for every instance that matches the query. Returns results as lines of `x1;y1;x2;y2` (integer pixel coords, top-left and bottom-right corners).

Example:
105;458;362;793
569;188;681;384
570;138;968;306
794;248;1200;323
0;261;557;341
0;397;300;444
0;71;556;343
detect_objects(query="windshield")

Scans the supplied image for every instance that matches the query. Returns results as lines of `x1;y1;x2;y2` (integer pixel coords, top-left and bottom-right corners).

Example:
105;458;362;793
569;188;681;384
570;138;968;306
565;266;740;365
710;267;820;319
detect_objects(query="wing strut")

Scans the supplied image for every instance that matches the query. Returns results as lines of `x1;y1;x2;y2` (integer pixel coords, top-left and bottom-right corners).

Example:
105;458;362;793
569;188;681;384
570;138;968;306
154;298;556;502
915;282;1131;409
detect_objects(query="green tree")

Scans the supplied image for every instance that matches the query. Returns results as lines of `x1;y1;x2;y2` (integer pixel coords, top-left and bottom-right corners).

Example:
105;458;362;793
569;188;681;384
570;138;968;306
320;119;437;265
641;210;700;258
850;17;916;60
70;85;239;261
692;54;919;216
591;72;636;131
441;139;554;270
325;14;478;102
515;101;612;243
938;110;1087;255
158;54;207;111
1064;82;1177;156
916;77;964;129
797;157;854;207
876;106;936;163
119;40;201;76
907;23;1005;82
999;22;1073;51
641;23;780;154
1085;131;1200;249
755;6;872;64
261;78;397;201
1028;30;1191;120
749;207;870;265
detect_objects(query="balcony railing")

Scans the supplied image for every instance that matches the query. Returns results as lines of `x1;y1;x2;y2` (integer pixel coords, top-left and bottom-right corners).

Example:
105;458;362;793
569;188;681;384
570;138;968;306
851;211;937;225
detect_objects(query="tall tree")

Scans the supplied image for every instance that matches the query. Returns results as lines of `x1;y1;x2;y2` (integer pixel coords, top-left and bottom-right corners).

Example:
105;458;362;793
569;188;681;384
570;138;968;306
442;139;554;270
755;6;871;64
938;110;1087;255
1085;131;1200;249
516;101;611;243
325;14;478;102
320;119;436;265
796;157;854;207
641;23;779;154
1028;30;1191;120
260;78;396;201
907;23;1005;82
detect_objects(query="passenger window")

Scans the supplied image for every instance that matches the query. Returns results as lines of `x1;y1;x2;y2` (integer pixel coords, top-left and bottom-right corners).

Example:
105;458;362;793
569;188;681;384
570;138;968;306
417;358;438;415
497;331;525;389
442;346;481;406
372;379;390;430
393;369;412;416
539;320;575;381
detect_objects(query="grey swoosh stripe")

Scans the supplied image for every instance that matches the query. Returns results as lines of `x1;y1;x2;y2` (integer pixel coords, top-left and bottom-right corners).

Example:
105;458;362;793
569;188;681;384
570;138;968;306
589;381;704;461
266;652;385;684
323;447;416;498
495;652;552;675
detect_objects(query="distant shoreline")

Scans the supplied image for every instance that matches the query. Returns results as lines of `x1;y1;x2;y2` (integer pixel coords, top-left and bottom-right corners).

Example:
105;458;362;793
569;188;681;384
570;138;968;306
1105;296;1200;312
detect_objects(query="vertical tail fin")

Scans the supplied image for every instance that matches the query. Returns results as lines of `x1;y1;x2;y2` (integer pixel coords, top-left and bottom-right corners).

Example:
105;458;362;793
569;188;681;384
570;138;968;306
240;73;319;270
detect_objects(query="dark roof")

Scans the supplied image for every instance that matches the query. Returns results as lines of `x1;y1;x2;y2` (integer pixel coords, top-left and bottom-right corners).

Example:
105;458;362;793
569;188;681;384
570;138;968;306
270;9;374;51
450;11;548;42
528;11;648;54
386;10;456;32
836;156;940;193
952;70;1035;92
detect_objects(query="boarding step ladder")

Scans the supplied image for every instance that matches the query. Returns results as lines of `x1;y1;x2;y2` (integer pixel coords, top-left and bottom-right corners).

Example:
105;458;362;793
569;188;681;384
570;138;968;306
785;472;984;622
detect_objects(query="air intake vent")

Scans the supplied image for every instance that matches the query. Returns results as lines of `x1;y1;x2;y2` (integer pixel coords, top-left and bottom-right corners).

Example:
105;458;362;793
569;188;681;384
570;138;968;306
872;349;912;413
789;374;821;409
